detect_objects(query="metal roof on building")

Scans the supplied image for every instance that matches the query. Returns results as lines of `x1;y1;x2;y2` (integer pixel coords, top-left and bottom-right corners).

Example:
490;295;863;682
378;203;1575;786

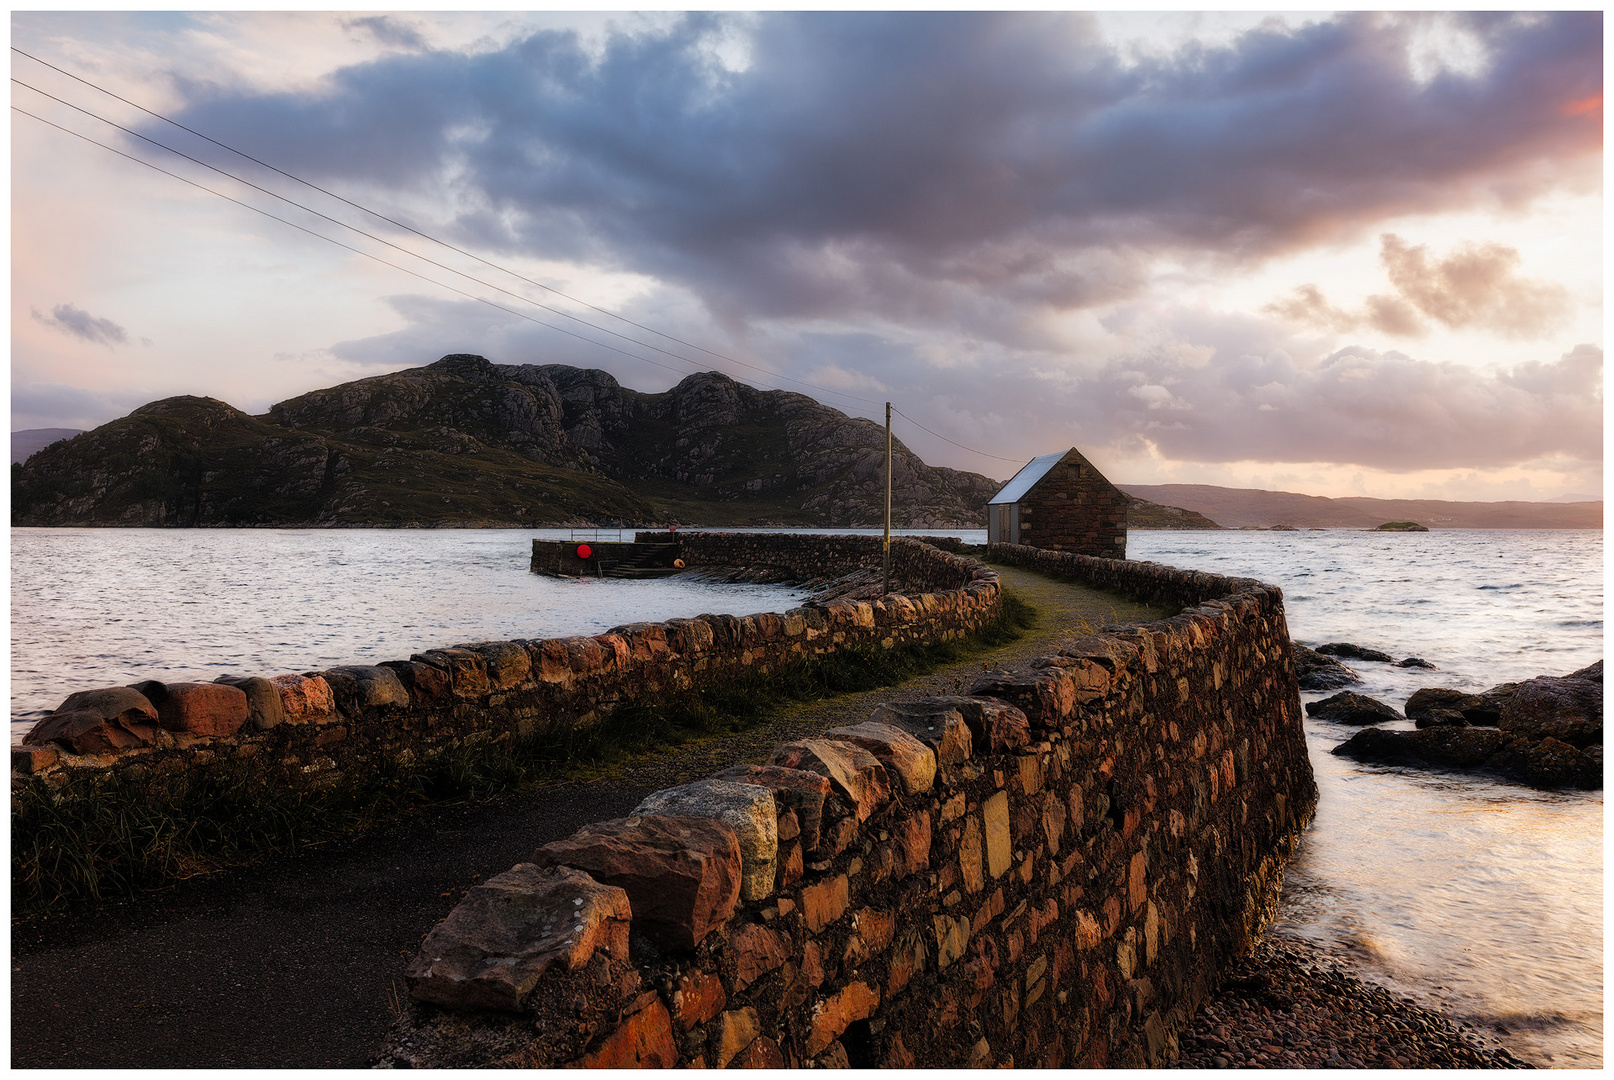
987;451;1068;505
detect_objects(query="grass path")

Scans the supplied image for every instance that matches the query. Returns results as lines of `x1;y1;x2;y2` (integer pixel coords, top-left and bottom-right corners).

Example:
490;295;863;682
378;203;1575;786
603;562;1170;790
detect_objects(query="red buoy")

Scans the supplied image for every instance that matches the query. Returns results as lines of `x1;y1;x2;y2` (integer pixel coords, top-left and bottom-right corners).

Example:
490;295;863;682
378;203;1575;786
576;543;592;559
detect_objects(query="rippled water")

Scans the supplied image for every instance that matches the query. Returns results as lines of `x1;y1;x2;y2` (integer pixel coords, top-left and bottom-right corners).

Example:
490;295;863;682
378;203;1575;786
1127;530;1603;1069
10;526;1602;1066
9;528;812;730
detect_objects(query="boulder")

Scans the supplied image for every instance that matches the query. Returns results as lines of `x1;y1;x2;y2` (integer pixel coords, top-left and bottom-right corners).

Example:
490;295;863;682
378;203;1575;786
406;864;631;1013
1333;726;1511;770
769;738;891;823
270;673;336;722
1292;644;1360;691
823;721;937;795
149;681;250;737
316;665;410;718
633;780;778;902
966;671;1074;729
23;686;160;754
532;815;741;951
1499;671;1602;749
379;660;452;705
1304;691;1401;726
213;675;287;730
919;694;1031;753
1396;657;1437;670
865;700;973;765
1316;642;1396;664
715;764;832;855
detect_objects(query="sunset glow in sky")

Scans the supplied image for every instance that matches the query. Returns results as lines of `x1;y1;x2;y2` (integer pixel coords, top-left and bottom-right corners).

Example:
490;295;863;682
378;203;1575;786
10;11;1603;499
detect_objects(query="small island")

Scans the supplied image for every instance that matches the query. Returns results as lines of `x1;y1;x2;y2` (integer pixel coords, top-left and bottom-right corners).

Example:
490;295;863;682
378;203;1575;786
1372;521;1429;532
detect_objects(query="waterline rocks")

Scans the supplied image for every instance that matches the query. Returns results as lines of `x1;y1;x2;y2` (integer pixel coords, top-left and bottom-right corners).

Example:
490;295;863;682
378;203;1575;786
1291;645;1360;691
1334;662;1601;790
1316;643;1394;664
1304;692;1401;726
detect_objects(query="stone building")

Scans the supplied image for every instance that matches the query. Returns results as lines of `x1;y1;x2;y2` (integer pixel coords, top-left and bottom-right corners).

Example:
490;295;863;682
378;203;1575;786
986;447;1127;558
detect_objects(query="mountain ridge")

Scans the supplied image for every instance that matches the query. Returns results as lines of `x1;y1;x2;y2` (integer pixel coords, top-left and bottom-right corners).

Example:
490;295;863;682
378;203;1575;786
12;356;1004;528
1119;483;1601;530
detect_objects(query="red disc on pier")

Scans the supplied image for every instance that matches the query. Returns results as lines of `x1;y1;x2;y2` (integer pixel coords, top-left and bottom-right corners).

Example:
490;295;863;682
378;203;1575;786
576;544;592;559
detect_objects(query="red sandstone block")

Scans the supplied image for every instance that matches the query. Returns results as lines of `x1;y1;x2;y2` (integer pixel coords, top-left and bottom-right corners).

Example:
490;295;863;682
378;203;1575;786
24;687;160;754
672;970;726;1029
823;721;936;795
271;673;335;723
966;670;1076;729
732;1036;786;1069
407;864;630;1014
716;764;831;855
593;632;630;672
575;996;678;1068
564;636;608;676
155;682;250;736
413;648;490;699
856;907;897;953
531;814;741;950
13;745;59;773
533;639;572;684
471;640;530;689
769;739;890;823
894;811;932;878
379;660;450;705
730;923;791;990
806;981;880;1056
800;873;850;933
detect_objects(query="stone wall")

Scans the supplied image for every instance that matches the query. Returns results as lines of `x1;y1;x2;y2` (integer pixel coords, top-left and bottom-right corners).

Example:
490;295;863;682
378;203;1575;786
380;542;1317;1068
12;537;1001;791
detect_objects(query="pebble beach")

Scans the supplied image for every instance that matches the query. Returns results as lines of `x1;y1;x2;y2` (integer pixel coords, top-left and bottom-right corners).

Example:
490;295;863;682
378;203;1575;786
1170;933;1536;1069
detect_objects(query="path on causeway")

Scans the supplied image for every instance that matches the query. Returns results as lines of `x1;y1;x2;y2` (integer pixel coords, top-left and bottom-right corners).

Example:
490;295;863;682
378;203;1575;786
11;564;1166;1069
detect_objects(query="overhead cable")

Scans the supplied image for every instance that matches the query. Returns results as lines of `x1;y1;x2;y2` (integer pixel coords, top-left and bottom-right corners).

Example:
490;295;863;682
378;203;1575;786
10;46;885;409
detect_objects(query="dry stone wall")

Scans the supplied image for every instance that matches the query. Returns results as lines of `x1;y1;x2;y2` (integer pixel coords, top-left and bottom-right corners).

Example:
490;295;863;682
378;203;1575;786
12;537;1000;792
380;541;1317;1068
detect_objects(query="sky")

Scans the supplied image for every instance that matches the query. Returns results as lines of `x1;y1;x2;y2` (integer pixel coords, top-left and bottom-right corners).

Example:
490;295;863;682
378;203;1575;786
10;10;1604;500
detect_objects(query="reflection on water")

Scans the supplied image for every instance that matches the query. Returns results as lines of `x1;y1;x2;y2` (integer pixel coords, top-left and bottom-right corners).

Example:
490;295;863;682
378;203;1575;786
1130;530;1603;1068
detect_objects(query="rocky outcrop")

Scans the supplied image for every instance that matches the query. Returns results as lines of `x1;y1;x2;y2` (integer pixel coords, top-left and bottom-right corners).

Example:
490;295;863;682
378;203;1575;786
13;355;1001;528
1304;692;1401;726
1292;645;1360;691
1333;662;1601;790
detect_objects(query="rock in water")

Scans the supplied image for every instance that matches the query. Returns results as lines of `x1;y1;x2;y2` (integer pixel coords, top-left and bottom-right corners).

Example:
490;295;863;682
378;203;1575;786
1305;692;1401;726
1335;660;1602;790
1292;644;1360;691
1316;642;1397;664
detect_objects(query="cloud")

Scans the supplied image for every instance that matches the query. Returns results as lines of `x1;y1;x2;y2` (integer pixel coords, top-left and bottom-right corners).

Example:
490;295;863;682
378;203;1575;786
161;11;1600;343
1378;233;1571;337
1267;233;1572;338
343;15;427;52
31;303;130;347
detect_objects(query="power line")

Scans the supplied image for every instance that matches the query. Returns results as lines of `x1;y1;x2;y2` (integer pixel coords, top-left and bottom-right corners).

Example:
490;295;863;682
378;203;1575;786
12;75;748;383
12;105;691;378
10;46;886;410
891;407;1025;464
15;50;1027;471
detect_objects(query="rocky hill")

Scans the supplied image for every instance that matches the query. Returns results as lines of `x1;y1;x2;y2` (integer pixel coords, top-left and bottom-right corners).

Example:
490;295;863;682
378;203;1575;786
12;355;1003;528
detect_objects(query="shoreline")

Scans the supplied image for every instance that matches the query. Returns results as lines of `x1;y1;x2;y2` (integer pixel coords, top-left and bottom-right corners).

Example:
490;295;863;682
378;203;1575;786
1170;932;1538;1069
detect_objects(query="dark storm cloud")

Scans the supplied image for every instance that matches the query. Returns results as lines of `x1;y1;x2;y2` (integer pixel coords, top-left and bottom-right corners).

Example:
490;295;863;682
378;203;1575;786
1268;234;1573;339
165;11;1600;331
31;302;130;347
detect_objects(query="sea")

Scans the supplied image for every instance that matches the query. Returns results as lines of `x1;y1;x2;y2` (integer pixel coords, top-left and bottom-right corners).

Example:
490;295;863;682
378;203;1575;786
9;526;1602;1067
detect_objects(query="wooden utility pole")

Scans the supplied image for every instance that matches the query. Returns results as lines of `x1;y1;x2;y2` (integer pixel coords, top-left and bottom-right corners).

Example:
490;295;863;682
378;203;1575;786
883;402;892;596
